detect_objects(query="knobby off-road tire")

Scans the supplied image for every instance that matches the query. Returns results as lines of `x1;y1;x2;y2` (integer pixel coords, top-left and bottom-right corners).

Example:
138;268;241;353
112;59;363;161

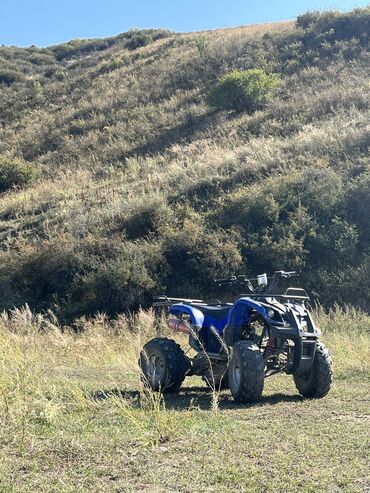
293;341;333;398
228;341;264;403
139;337;190;393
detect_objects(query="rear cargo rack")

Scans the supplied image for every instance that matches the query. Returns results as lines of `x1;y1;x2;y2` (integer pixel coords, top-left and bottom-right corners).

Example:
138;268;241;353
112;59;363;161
153;296;223;307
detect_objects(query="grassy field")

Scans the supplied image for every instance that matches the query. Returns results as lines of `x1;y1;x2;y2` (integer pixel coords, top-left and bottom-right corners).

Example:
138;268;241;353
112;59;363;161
0;306;369;492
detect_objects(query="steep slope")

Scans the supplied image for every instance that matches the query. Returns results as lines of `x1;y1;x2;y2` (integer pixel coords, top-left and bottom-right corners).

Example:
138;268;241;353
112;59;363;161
0;9;369;320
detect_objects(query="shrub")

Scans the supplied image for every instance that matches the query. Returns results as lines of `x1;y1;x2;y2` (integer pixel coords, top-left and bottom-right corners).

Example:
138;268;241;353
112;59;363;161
297;8;370;46
50;38;111;61
206;69;280;112
0;154;38;192
121;195;174;240
125;30;153;50
296;11;323;30
0;69;24;85
80;253;155;315
66;239;165;318
220;190;280;232
0;240;86;313
0;238;164;320
347;173;370;244
162;215;242;297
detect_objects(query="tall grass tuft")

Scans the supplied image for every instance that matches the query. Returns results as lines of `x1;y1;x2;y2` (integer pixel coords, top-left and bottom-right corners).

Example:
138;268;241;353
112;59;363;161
314;304;370;379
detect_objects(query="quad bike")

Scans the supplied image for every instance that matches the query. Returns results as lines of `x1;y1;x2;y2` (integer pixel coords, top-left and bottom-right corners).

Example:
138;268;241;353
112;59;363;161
139;271;333;403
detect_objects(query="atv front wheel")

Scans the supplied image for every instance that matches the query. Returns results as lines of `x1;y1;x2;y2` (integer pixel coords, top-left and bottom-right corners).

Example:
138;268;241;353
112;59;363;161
228;341;264;403
293;341;333;398
139;338;190;393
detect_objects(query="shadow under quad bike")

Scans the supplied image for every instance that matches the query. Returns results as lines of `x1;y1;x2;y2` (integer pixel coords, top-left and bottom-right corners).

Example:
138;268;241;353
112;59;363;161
139;271;333;403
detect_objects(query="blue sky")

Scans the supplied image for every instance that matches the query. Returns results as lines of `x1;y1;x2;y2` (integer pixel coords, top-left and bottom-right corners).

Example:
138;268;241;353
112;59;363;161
1;0;368;47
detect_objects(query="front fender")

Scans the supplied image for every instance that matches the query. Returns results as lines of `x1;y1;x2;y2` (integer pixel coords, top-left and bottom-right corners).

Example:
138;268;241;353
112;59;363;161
169;304;204;329
224;297;272;346
228;297;269;327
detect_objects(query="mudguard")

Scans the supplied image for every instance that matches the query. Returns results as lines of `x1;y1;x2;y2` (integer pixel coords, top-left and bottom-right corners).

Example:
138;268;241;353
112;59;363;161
224;297;279;347
169;303;229;353
169;304;204;329
228;297;276;328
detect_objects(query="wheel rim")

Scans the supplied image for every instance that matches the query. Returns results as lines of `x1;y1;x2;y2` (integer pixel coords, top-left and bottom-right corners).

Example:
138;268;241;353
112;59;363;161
231;355;241;389
148;353;165;385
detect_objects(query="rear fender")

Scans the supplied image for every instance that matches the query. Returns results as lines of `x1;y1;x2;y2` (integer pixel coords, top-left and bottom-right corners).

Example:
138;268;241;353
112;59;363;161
169;304;205;352
169;304;204;330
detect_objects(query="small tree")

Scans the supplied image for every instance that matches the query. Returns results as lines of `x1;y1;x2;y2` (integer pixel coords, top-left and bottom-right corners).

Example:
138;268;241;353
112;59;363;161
207;69;280;112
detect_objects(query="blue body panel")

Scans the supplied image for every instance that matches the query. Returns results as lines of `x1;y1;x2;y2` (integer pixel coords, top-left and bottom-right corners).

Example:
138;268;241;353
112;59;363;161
229;297;271;330
202;315;229;333
169;298;279;353
170;298;275;331
170;304;205;328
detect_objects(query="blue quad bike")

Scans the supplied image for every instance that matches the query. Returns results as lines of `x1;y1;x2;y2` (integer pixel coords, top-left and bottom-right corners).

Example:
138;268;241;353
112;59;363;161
139;271;333;403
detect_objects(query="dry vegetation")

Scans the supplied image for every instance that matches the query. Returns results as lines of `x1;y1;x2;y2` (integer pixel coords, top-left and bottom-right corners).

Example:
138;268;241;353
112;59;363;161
0;8;368;320
0;11;370;489
0;305;369;492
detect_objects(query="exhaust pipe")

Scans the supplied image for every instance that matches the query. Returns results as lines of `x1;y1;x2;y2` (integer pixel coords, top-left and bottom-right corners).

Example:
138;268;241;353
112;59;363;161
167;317;191;334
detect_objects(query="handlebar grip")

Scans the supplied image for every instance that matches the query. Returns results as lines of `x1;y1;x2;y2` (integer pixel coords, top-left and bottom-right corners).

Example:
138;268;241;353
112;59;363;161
279;271;298;278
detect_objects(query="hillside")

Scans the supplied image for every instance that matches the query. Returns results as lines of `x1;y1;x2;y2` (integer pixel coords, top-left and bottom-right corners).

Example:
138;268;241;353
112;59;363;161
0;8;369;320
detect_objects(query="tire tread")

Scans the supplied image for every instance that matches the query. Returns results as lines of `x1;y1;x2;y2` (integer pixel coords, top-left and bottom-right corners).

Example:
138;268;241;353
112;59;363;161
140;337;189;393
294;341;333;398
229;341;264;403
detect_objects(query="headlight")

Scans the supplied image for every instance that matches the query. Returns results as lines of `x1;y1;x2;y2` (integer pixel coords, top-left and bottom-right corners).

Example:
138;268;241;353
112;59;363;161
257;273;268;286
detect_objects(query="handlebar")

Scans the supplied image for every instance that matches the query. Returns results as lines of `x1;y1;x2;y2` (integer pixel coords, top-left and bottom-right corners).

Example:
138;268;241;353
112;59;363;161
215;275;254;286
215;271;298;287
277;271;299;278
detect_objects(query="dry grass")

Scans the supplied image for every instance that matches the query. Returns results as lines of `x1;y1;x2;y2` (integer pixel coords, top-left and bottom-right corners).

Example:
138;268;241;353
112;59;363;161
0;306;369;492
315;304;370;379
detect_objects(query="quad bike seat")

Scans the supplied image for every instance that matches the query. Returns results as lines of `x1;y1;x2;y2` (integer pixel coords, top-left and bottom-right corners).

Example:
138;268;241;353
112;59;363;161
189;304;231;320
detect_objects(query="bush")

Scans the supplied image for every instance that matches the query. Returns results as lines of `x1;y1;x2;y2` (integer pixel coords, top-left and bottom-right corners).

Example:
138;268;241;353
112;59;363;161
0;154;38;192
50;39;112;61
125;30;153;50
207;69;280;112
121;194;174;240
80;251;156;315
122;29;170;50
297;8;370;46
0;238;164;320
161;215;242;297
0;241;86;313
347;173;370;244
0;69;24;85
296;11;324;30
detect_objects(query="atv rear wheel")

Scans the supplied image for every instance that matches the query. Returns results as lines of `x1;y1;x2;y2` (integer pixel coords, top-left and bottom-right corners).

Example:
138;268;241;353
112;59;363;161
293;341;333;398
228;341;264;403
139;338;190;393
